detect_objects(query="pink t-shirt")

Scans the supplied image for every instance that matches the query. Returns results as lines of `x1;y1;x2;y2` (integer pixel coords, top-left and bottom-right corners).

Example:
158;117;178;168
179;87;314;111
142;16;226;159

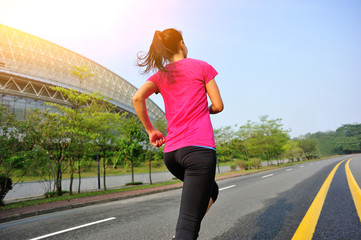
147;58;218;153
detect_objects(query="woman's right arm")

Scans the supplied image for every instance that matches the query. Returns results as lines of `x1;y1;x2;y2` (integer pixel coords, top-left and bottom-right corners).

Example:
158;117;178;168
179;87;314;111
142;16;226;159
206;79;224;114
133;81;165;147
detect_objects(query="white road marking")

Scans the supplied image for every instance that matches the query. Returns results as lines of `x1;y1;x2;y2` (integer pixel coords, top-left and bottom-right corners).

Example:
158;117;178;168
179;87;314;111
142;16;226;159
285;168;293;172
300;165;305;168
262;174;274;178
219;185;236;191
28;217;116;240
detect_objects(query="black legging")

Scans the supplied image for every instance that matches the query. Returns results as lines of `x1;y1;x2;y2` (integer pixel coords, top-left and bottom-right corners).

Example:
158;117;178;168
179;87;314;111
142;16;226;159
164;146;219;240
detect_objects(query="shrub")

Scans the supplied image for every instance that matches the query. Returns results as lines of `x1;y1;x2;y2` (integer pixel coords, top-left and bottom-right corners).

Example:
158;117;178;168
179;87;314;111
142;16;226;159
245;161;253;170
44;190;68;198
125;182;143;186
252;158;262;169
230;162;237;171
237;160;247;171
151;160;163;168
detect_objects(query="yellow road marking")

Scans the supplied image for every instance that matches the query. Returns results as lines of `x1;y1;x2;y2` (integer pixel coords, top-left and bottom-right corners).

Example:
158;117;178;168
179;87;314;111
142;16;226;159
345;158;361;222
292;159;347;240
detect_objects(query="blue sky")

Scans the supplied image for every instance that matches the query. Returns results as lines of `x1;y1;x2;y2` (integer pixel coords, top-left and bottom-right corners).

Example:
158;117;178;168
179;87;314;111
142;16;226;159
1;0;360;137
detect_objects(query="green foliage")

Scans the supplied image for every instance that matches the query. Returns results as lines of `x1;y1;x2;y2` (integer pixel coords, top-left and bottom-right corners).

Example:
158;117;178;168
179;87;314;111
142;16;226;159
116;116;147;184
236;160;247;171
282;140;303;162
250;115;290;161
301;123;361;156
30;110;70;196
44;190;69;198
215;116;290;164
0;105;36;203
334;124;361;154
214;126;238;162
70;65;94;88
296;138;318;159
230;162;237;171
125;182;143;186
153;118;167;137
249;158;262;169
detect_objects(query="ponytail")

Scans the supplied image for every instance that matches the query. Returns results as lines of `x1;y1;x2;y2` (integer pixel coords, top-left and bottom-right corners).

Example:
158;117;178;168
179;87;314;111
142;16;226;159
137;28;183;74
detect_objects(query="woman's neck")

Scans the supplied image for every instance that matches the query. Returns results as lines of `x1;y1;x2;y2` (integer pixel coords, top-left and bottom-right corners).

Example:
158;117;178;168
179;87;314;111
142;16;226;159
170;54;185;63
170;47;186;63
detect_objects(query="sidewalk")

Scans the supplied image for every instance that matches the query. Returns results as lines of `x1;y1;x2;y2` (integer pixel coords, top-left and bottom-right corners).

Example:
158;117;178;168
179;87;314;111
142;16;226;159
0;171;247;224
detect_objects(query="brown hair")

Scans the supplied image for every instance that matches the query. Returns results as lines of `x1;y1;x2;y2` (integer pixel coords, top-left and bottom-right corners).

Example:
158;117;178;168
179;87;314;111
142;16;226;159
137;28;183;74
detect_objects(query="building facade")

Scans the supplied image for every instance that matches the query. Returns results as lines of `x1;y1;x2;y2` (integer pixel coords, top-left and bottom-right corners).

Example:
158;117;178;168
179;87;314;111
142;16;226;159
0;24;165;122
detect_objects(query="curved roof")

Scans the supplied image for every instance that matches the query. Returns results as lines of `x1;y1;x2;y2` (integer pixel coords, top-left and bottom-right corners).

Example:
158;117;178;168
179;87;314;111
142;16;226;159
0;24;165;122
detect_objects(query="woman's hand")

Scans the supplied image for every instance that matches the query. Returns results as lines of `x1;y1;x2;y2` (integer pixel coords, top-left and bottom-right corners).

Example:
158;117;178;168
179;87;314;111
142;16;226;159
149;129;166;148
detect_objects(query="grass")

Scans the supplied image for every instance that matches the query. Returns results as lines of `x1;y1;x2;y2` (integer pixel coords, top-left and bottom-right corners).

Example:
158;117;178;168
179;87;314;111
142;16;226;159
2;156;338;211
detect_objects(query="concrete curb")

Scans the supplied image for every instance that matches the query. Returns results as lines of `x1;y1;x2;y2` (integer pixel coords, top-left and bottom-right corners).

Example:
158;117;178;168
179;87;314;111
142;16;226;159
0;183;184;223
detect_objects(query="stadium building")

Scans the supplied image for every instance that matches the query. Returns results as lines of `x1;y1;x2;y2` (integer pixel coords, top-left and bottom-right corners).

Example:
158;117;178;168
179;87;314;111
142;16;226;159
0;24;165;122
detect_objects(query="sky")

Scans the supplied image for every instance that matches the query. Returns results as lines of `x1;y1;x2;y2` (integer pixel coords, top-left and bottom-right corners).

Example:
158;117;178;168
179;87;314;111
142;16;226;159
0;0;360;137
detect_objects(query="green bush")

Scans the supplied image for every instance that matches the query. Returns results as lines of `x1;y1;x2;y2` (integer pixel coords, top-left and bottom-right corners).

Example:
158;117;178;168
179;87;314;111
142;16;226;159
125;182;143;186
237;160;247;171
230;162;237;171
151;160;163;168
252;158;262;169
44;190;69;198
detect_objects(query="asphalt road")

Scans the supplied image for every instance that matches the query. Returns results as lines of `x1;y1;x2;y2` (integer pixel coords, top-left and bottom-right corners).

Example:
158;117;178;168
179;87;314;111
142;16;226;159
0;155;360;240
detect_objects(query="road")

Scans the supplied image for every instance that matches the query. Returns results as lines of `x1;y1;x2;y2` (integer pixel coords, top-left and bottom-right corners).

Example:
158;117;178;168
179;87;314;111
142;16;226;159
0;155;360;240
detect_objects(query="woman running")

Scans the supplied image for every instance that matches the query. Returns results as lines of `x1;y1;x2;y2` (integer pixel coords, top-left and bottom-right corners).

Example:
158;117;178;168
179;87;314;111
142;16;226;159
133;28;223;240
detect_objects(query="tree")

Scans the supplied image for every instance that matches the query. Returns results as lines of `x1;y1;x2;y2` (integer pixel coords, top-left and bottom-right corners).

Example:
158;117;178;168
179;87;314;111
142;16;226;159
47;86;106;194
296;138;318;159
64;65;93;194
214;126;236;162
146;118;167;183
282;140;302;162
117;117;147;184
250;116;290;165
0;106;34;204
335;124;361;154
70;65;94;89
91;110;123;190
30;110;70;196
336;123;361;138
236;121;254;161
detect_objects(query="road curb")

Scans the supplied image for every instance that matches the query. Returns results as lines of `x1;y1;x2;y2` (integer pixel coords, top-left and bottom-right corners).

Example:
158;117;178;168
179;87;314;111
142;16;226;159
0;169;279;223
0;183;184;223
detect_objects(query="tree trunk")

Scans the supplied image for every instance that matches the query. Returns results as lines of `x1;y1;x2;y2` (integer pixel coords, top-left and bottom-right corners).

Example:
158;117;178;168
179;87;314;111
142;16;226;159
77;158;81;194
103;150;107;190
69;170;73;195
244;146;249;161
69;158;75;195
148;157;152;185
56;162;62;196
131;158;134;184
